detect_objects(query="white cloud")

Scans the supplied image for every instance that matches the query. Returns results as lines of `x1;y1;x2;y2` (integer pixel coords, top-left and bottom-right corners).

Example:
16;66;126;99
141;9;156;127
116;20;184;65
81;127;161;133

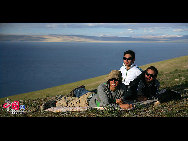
135;34;183;39
127;29;134;33
173;29;184;32
142;27;155;33
161;34;183;38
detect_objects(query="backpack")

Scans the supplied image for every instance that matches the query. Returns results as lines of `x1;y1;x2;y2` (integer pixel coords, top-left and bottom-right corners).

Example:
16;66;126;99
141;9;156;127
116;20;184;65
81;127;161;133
69;85;90;97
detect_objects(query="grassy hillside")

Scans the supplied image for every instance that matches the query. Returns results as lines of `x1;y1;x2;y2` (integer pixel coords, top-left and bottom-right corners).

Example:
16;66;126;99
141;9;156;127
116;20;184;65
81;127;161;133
0;55;188;117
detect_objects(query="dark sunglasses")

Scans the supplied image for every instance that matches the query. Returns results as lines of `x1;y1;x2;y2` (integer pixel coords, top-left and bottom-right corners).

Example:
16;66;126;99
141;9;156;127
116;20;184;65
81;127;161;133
145;72;155;78
123;57;133;61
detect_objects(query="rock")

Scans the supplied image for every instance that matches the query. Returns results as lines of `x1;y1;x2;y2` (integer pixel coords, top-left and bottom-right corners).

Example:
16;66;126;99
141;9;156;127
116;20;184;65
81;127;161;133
180;77;185;80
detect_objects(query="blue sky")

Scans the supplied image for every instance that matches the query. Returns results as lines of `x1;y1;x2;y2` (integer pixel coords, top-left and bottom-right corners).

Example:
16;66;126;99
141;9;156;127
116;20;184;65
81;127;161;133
0;23;188;39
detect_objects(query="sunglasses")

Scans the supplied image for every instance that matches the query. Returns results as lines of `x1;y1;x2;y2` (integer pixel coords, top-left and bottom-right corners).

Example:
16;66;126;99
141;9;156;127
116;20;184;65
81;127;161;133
145;72;155;78
123;57;133;61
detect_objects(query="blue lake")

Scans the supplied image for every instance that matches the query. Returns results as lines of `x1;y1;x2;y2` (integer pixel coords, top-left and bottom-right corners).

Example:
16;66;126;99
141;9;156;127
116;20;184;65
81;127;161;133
0;42;188;98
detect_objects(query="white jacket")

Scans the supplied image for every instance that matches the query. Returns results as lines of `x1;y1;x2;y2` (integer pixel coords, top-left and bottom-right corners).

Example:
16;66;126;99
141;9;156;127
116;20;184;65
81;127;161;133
120;63;142;85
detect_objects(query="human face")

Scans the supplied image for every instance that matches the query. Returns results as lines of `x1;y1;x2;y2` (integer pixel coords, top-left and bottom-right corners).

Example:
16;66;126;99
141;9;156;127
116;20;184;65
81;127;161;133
109;78;119;91
123;54;134;67
145;69;155;83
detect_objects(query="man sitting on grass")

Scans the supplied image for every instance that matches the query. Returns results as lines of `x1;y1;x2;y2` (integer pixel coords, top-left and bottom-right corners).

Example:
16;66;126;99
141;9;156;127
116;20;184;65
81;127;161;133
113;66;160;108
120;50;142;86
88;70;134;109
129;66;160;101
121;66;181;106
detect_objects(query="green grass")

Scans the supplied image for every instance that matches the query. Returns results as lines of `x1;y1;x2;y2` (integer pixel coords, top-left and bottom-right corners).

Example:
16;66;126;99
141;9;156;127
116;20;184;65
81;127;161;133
0;74;108;103
0;55;188;117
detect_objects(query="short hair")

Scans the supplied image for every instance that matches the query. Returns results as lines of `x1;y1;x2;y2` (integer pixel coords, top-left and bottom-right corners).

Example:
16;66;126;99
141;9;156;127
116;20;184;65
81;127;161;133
146;66;158;77
124;50;135;59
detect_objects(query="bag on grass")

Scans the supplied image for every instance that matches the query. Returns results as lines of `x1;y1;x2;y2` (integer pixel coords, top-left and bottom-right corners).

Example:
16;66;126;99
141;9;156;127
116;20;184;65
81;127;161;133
69;85;90;97
42;100;57;110
157;89;181;103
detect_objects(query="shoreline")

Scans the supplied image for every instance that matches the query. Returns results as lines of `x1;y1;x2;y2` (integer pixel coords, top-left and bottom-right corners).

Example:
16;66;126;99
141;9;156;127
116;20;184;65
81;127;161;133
0;55;187;102
1;40;188;43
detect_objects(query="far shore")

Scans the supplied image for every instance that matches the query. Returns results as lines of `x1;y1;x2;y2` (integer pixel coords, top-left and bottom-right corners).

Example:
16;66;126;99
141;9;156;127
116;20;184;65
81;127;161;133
1;40;187;43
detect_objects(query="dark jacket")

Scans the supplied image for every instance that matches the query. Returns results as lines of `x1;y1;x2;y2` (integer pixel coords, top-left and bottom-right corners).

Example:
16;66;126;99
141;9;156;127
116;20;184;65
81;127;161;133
127;71;160;100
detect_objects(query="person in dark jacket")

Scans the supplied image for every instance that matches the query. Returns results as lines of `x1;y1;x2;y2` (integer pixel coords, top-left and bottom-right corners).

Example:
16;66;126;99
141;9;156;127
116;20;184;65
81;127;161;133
127;66;160;101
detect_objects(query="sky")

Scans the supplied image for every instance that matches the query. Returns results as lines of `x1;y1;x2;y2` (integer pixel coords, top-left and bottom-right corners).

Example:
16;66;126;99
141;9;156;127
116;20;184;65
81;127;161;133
0;23;188;39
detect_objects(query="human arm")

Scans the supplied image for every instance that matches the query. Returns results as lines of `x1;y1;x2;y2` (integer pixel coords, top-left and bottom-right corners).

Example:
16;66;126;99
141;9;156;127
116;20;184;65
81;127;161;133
115;98;133;109
97;84;110;107
119;103;133;109
116;98;123;104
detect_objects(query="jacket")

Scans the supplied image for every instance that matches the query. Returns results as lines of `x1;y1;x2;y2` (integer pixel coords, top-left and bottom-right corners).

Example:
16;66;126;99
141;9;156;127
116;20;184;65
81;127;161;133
129;71;160;99
120;63;142;85
88;82;132;107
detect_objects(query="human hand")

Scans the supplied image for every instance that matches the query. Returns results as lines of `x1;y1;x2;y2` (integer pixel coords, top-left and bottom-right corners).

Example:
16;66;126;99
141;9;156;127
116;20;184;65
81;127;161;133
119;104;133;110
116;99;123;104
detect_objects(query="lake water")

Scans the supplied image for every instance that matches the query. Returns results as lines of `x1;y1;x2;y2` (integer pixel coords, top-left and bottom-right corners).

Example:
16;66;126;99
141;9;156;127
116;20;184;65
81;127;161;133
0;42;188;98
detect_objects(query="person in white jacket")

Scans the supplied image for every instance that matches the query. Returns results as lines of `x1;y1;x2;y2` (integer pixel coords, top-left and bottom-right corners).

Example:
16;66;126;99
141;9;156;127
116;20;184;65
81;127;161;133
120;50;142;86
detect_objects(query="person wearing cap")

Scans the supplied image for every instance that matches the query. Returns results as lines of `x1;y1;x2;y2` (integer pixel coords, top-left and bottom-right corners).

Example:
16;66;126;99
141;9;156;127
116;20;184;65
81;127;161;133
88;70;133;109
120;50;142;86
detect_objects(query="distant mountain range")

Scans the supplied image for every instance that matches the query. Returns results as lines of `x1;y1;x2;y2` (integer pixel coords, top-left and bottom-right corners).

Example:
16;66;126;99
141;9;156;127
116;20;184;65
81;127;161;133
0;34;188;42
